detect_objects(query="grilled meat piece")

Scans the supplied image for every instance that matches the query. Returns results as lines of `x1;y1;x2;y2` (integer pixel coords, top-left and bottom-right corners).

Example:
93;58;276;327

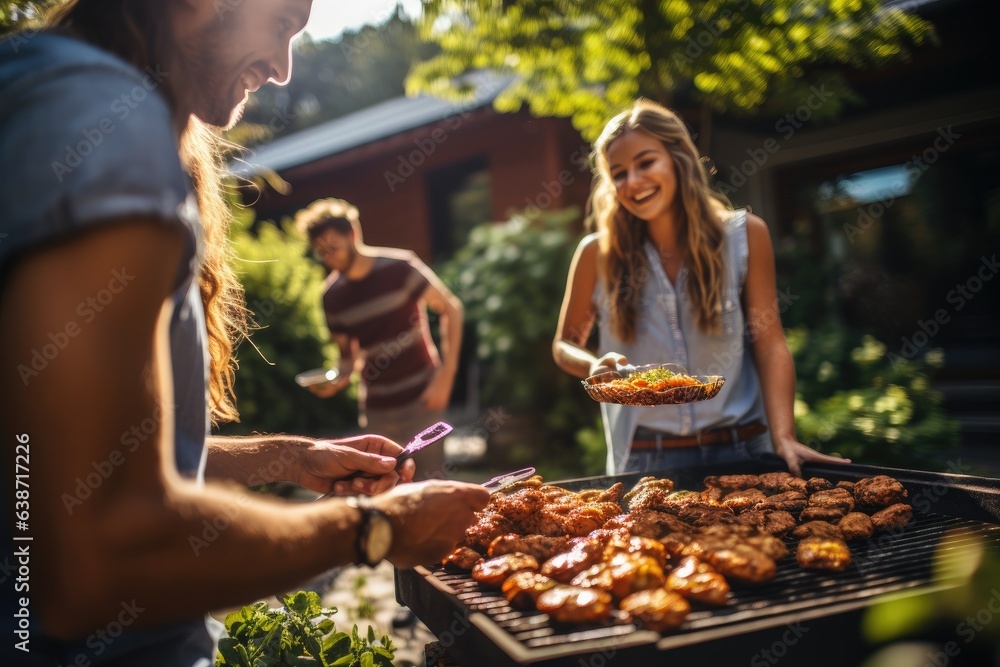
737;509;796;537
488;534;571;561
701;486;725;503
605;535;668;568
620;588;690;631
604;509;690;539
485;488;547;524
471;552;539;587
694;524;788;560
442;546;483;571
796;536;852;572
755;491;808;513
791;521;845;541
836;480;856;494
700;542;776;584
758;472;808;495
577;481;625;504
536;585;614;624
660;532;696;560
722;488;767;514
870;503;913;532
607;551;667;599
678;504;739;527
570;562;614;591
808;488;855;513
855;476;909;509
703;474;760;491
502;571;557;609
464;512;515;552
838;512;875;540
800;505;848;523
622;477;675;506
540;539;605;582
666;556;730;606
806;477;834;493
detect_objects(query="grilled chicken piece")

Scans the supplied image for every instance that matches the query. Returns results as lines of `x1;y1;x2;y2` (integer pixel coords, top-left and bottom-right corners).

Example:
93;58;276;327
870;503;913;532
488;534;571;561
607;551;667;599
605;535;668;568
836;480;856;494
703;474;760;491
464;512;515;552
758;472;808;495
755;491;808;513
604;509;690;539
694;524;788;560
689;540;776;584
620;588;690;631
666;556;730;606
737;509;796;537
796;536;852;572
806;477;834;493
441;546;483;571
701;486;725;503
791;521;844;541
838;512;875;540
502;571;557;609
540;539;606;582
622;477;675;505
800;505;848;523
808;488;855;513
577;481;625;504
722;488;767;514
854;476;909;509
485;488;547;524
471;552;539;587
678;505;739;527
660;531;696;560
536;585;613;624
570;562;614;591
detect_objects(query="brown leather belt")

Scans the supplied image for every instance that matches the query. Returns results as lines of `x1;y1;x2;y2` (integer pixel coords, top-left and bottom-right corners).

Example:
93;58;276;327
631;422;767;450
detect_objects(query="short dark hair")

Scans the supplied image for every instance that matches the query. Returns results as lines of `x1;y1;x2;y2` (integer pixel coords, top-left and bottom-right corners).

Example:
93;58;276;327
295;198;362;243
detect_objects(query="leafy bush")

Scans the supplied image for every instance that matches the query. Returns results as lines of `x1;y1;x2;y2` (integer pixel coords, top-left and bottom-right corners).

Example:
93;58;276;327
216;591;394;667
438;208;599;465
220;208;357;437
789;326;958;470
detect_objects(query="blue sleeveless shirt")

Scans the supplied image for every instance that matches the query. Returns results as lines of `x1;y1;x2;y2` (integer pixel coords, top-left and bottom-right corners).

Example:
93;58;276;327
592;209;768;473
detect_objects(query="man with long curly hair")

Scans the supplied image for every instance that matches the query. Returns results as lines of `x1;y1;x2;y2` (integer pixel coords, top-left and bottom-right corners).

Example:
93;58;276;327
0;2;488;665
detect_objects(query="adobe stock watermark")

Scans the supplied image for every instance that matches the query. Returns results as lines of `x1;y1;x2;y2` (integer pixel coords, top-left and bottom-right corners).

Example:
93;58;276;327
886;254;997;370
50;66;169;182
749;621;810;666
843;126;961;244
521;143;592;216
29;600;146;662
61;405;166;514
16;267;135;386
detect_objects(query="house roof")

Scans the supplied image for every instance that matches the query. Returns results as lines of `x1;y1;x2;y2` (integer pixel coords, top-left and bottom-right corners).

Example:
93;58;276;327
230;71;514;178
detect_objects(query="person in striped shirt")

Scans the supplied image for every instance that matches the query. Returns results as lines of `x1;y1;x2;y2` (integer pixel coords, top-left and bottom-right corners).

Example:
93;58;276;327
297;198;464;481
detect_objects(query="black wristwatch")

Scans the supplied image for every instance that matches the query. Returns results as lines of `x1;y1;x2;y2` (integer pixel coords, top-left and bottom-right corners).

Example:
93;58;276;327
346;496;393;567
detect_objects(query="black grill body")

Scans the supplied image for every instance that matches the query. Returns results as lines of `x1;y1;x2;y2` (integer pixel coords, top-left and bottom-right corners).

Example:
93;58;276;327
396;458;1000;667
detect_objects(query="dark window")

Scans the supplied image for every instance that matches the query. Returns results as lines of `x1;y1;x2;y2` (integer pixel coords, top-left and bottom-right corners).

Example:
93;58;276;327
426;156;492;262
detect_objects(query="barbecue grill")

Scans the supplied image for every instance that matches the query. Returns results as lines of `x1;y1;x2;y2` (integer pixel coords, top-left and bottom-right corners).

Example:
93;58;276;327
396;458;1000;666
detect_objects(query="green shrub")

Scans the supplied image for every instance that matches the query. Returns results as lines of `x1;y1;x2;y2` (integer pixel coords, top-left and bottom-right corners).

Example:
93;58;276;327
220;208;357;437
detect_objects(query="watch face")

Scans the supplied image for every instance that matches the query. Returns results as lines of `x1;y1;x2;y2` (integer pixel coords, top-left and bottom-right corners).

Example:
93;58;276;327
367;514;393;563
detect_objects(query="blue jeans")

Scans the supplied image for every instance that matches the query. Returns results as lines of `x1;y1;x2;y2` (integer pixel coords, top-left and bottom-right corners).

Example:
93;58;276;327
622;431;774;474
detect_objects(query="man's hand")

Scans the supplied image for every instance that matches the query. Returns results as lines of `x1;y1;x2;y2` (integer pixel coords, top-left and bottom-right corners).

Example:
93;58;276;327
294;435;416;496
307;373;351;398
772;434;852;478
371;480;490;568
420;367;454;411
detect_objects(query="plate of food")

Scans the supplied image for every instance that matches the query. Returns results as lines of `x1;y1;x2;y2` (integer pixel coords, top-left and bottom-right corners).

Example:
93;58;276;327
582;363;724;406
294;367;340;388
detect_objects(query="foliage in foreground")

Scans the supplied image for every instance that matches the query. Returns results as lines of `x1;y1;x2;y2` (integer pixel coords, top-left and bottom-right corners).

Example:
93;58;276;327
216;591;395;667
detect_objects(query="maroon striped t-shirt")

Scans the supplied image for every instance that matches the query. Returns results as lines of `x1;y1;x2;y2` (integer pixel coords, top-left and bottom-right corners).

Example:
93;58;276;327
323;254;437;410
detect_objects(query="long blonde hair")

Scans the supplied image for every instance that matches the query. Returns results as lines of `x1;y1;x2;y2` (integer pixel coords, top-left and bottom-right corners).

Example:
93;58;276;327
591;99;729;342
46;0;246;424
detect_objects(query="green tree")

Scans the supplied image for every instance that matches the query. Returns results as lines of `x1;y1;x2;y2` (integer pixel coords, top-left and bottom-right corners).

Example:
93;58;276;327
408;0;934;140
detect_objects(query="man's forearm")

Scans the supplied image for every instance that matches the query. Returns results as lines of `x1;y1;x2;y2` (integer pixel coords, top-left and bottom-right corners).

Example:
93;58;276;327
205;433;313;486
